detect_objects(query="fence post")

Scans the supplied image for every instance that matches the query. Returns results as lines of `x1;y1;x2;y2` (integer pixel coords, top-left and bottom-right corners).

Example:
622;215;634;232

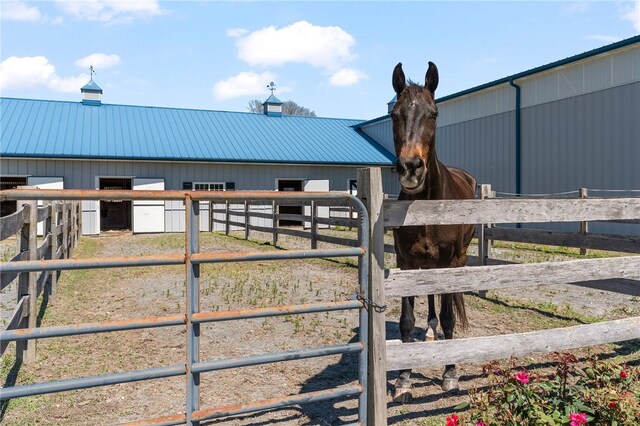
185;196;201;425
50;202;60;299
225;201;230;235
244;201;250;240
311;201;318;249
478;184;493;263
77;200;83;239
357;167;387;426
62;203;69;259
579;188;588;255
16;198;38;362
272;201;278;246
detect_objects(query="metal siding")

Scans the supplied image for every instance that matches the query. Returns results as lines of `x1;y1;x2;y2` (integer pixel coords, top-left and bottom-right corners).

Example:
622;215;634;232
519;81;640;234
437;110;515;195
612;46;640;86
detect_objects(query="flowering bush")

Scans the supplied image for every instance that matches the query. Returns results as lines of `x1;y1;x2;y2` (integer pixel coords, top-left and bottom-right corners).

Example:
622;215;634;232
451;353;639;425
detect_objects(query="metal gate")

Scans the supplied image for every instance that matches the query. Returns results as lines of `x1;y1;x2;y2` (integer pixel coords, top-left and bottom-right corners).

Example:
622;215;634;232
0;189;370;425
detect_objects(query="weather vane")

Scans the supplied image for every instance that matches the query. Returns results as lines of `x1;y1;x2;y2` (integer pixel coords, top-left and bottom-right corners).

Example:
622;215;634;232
89;65;96;80
267;81;276;95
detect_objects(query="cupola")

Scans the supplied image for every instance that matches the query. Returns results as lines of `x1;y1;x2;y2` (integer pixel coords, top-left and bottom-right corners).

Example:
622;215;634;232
81;66;102;106
263;81;283;116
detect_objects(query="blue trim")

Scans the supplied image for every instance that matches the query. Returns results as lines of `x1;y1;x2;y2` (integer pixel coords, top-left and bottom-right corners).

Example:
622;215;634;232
265;111;282;117
437;35;640;103
355;114;390;128
0;153;394;166
82;99;102;106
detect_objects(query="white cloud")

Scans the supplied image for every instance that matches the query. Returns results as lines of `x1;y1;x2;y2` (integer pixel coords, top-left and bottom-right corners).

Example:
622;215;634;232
622;0;640;32
1;1;42;21
227;28;248;38
75;53;122;69
0;56;87;93
213;71;277;101
329;68;367;87
235;20;355;70
55;0;163;24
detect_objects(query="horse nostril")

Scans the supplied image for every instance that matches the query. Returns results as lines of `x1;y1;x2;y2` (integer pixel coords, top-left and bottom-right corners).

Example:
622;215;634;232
410;157;424;173
395;159;406;174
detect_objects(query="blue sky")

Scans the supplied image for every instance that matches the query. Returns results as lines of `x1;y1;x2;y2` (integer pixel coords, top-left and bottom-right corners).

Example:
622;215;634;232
1;1;639;119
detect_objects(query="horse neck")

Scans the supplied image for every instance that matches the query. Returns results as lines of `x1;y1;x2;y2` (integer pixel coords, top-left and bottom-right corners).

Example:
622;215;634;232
423;140;448;200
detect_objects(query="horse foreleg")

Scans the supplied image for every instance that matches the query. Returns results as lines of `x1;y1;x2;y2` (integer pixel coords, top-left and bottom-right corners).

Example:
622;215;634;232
439;293;459;392
425;294;438;341
394;296;415;403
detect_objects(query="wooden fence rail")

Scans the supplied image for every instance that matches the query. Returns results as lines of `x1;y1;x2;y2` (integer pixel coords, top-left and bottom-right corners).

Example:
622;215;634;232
359;168;640;426
0;198;81;361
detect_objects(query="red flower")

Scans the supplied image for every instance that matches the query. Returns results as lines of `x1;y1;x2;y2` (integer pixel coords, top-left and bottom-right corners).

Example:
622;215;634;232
445;414;459;426
514;370;530;384
569;412;587;426
476;421;487;426
620;370;628;379
609;401;616;408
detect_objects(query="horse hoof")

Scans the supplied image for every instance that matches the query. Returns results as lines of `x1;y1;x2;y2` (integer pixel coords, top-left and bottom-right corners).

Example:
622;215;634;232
425;328;436;341
441;376;459;393
393;387;413;403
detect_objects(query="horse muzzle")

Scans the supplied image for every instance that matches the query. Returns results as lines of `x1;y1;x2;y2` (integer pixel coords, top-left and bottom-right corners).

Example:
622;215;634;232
396;157;427;193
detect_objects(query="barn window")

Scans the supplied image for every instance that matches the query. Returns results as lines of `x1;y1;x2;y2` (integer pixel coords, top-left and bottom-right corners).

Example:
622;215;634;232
193;182;225;191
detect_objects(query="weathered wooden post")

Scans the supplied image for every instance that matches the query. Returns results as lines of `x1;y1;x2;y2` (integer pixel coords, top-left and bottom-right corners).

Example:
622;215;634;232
62;202;69;259
310;201;318;249
579;188;588;255
477;184;493;298
16;196;38;362
357;167;387;425
244;201;250;240
272;201;278;246
77;200;83;238
50;202;60;298
225;201;230;235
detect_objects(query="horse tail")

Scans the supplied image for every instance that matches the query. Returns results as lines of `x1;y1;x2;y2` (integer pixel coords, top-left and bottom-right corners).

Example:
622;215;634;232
453;293;468;331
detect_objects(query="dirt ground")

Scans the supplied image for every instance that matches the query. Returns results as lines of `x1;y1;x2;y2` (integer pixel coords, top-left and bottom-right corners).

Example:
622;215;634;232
1;229;638;425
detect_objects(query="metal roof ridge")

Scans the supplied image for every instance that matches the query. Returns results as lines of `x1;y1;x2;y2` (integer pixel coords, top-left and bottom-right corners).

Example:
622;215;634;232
0;97;365;122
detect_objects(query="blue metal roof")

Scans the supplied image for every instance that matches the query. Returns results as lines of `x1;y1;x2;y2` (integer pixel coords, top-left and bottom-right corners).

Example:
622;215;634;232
264;94;282;105
80;79;103;93
0;97;395;166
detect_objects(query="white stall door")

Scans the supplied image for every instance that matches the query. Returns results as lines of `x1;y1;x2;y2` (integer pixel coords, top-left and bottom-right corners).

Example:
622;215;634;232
27;177;64;235
133;178;165;233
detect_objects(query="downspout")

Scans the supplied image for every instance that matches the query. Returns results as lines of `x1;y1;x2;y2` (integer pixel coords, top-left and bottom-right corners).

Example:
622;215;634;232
509;78;521;197
509;78;522;228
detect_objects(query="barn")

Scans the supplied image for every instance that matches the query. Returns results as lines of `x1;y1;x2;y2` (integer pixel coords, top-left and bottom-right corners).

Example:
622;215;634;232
0;86;399;235
359;35;640;234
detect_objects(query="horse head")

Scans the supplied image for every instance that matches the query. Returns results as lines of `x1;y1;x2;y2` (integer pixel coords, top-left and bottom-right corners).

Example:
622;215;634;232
391;61;439;194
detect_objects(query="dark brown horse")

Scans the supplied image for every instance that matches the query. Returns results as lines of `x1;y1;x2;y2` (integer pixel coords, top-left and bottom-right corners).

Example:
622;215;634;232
390;61;476;402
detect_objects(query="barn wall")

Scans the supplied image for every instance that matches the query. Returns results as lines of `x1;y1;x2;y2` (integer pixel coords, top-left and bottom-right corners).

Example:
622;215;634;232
0;158;399;234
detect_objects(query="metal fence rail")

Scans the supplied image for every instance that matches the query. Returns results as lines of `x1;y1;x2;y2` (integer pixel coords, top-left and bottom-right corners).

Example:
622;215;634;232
0;189;370;426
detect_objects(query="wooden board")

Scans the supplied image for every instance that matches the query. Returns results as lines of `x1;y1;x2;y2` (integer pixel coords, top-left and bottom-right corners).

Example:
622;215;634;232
383;198;640;227
385;256;640;297
485;227;640;253
386;316;640;371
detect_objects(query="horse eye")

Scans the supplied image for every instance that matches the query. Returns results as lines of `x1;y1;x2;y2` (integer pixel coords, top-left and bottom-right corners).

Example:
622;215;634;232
390;112;398;121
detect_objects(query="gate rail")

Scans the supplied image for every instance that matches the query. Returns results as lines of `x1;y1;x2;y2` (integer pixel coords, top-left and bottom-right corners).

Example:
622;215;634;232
0;189;371;426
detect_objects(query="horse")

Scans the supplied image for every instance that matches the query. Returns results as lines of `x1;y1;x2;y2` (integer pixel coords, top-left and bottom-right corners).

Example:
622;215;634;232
390;61;477;402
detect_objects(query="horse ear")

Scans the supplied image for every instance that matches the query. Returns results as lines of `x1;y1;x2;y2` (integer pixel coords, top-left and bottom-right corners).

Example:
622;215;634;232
425;61;439;95
392;62;406;95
